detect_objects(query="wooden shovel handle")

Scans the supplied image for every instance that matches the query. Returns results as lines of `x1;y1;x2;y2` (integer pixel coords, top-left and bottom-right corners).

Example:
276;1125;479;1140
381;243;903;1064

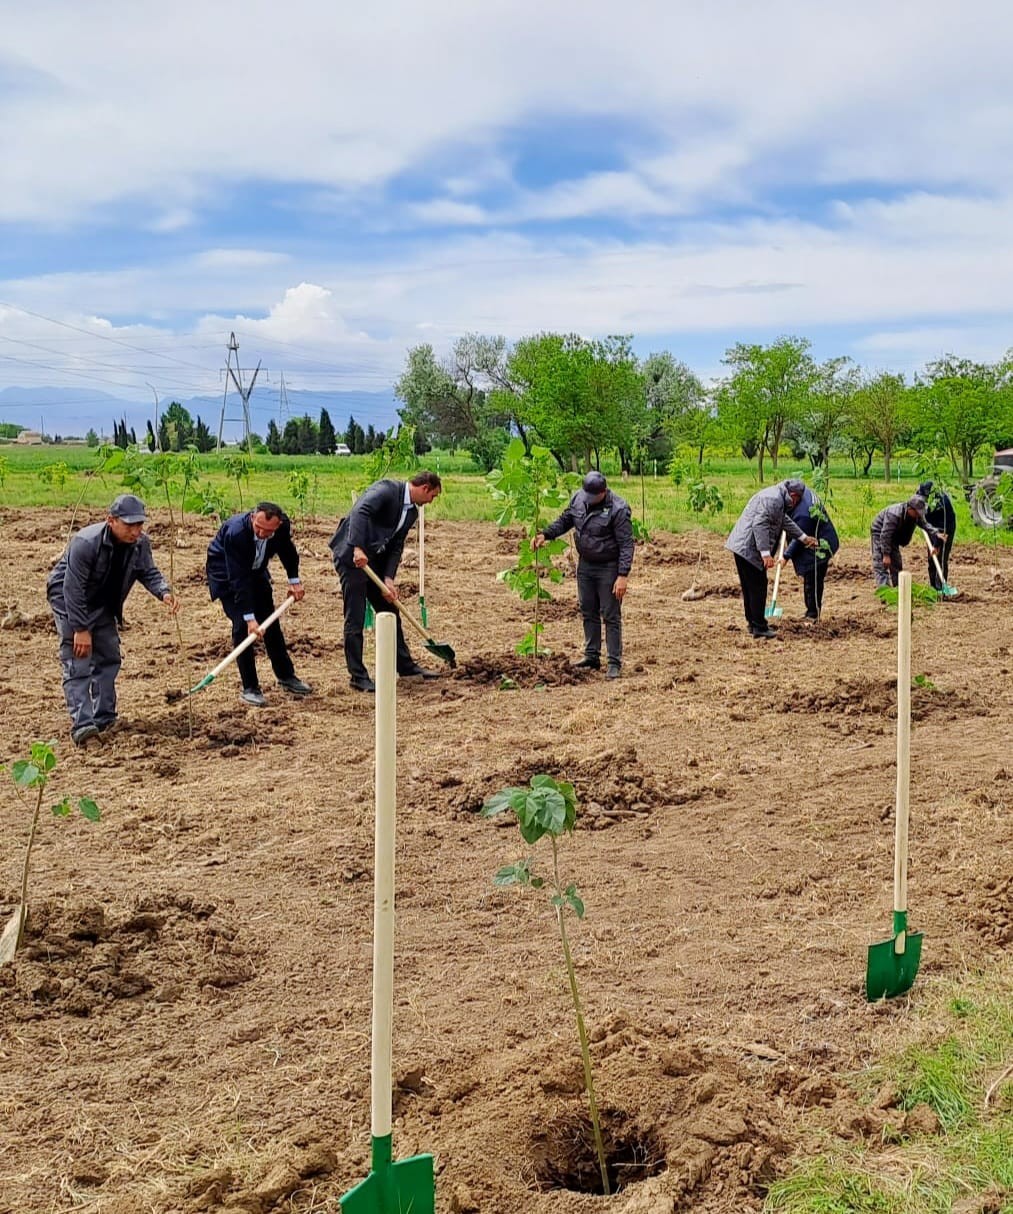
895;571;912;926
361;563;432;645
207;595;294;679
770;532;787;598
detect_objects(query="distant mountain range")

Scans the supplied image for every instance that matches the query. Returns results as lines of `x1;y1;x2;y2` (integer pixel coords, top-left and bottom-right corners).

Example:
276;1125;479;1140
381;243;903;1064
0;385;400;441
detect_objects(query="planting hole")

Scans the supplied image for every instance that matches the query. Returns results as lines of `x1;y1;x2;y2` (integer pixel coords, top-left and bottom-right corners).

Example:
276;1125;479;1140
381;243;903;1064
529;1108;665;1196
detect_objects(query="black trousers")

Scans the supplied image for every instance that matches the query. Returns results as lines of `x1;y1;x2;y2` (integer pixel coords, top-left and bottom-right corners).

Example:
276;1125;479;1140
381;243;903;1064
733;554;769;632
336;562;414;681
576;560;622;665
217;577;295;691
802;562;829;617
927;533;953;589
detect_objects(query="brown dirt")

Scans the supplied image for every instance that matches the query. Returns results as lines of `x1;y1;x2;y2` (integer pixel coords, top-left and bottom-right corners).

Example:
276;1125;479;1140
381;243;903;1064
1;509;1011;1213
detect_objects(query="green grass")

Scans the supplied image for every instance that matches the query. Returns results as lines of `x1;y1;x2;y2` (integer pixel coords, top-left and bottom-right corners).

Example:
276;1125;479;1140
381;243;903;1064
1;444;1012;548
764;964;1013;1214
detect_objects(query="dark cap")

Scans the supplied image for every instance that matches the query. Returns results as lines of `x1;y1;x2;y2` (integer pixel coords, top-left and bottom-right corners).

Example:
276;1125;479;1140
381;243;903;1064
582;471;607;496
906;494;927;517
917;480;933;497
109;493;147;524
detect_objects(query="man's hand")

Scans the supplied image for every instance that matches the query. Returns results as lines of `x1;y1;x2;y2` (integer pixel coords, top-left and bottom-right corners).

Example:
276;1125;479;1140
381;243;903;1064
163;593;180;616
802;535;819;549
247;619;264;639
531;533;546;550
287;583;306;603
383;578;398;602
613;574;628;600
72;629;92;658
939;532;948;542
932;548;941;558
762;556;776;569
353;546;369;569
882;554;892;568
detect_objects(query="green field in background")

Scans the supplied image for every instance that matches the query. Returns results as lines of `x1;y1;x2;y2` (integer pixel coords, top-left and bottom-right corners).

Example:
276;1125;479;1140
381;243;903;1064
0;443;1007;545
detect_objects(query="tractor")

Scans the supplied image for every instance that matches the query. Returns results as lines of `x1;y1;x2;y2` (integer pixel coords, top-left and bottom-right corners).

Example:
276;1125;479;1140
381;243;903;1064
968;449;1013;528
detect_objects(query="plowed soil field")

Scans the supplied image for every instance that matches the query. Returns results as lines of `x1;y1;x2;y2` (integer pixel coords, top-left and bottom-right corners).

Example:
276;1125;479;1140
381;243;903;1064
1;509;1010;1214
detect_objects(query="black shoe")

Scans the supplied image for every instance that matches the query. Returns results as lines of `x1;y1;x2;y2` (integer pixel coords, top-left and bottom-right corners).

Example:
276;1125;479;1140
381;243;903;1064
277;675;312;696
803;612;819;621
95;718;119;734
572;657;601;670
240;687;267;707
750;627;776;639
605;663;621;680
71;724;101;747
350;677;376;693
399;666;440;681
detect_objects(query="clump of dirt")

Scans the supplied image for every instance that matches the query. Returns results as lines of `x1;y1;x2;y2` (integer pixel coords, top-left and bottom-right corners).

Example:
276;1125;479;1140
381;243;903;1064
0;606;53;632
777;677;977;723
452;653;595;688
962;876;1012;947
776;615;892;640
179;1140;337;1214
0;894;258;1020
431;744;709;828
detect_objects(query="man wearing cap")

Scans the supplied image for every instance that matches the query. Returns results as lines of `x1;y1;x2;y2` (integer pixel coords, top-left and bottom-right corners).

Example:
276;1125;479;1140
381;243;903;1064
533;471;634;679
870;496;946;588
725;480;818;639
47;494;180;745
206;502;312;707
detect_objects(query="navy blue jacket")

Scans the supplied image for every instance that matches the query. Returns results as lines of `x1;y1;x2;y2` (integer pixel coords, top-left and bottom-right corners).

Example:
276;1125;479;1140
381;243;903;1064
328;479;417;580
206;512;299;614
784;488;840;574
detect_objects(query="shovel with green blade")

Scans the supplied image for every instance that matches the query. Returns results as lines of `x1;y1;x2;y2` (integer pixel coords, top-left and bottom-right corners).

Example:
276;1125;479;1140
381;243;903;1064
340;614;435;1214
922;528;958;598
764;533;787;619
866;570;923;1000
188;596;294;694
362;565;456;668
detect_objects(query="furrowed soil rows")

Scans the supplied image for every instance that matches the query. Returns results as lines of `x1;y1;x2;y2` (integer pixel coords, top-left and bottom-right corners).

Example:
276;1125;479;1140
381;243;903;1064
0;509;1011;1213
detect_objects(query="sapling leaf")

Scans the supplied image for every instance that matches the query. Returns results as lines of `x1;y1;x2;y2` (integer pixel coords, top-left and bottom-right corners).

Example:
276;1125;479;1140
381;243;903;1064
494;861;531;886
51;798;72;818
78;797;101;823
481;788;528;817
12;761;41;788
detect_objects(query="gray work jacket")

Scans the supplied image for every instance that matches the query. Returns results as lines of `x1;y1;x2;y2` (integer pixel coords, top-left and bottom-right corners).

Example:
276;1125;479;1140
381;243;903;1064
725;483;806;571
47;522;171;631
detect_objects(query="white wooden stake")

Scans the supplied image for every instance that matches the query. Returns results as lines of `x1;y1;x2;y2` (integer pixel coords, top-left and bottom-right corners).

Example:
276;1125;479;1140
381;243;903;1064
371;613;397;1139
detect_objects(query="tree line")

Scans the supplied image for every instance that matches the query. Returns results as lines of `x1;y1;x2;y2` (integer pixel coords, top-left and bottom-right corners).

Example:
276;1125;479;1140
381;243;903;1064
394;333;1013;482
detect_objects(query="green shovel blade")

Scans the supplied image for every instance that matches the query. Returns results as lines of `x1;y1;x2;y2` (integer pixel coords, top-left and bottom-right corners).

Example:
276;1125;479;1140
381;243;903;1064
419;595;428;630
424;639;456;668
365;602;376;632
188;672;215;694
866;913;923;1001
340;1137;434;1214
764;604;783;618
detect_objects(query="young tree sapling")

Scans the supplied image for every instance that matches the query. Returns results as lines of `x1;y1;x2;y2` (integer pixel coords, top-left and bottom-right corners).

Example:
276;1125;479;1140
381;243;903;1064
1;741;100;965
481;774;610;1195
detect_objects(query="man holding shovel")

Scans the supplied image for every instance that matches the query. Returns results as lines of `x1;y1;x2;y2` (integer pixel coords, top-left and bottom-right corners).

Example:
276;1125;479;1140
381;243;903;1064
47;494;180;746
725;479;817;639
206;502;312;707
870;496;945;589
329;471;442;692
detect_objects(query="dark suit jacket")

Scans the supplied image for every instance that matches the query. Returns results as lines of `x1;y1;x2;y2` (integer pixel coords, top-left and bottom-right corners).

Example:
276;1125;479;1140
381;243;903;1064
206;511;299;614
328;479;416;580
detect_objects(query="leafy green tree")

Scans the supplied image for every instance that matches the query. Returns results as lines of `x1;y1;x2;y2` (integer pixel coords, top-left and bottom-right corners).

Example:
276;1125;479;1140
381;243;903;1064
280;419;300;455
192;416;215;453
144;420;156;452
296;414;318;455
642;351;709;466
266;419;282;455
848;372;912;481
85;428;99;448
717;337;816;482
913;355;1013;480
318;408;336;455
789;356;860;469
344;415;365;453
364;423;377;452
159;402;194;452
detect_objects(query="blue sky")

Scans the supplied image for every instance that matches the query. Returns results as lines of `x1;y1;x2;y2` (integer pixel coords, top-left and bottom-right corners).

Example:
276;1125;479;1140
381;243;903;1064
3;0;1013;436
